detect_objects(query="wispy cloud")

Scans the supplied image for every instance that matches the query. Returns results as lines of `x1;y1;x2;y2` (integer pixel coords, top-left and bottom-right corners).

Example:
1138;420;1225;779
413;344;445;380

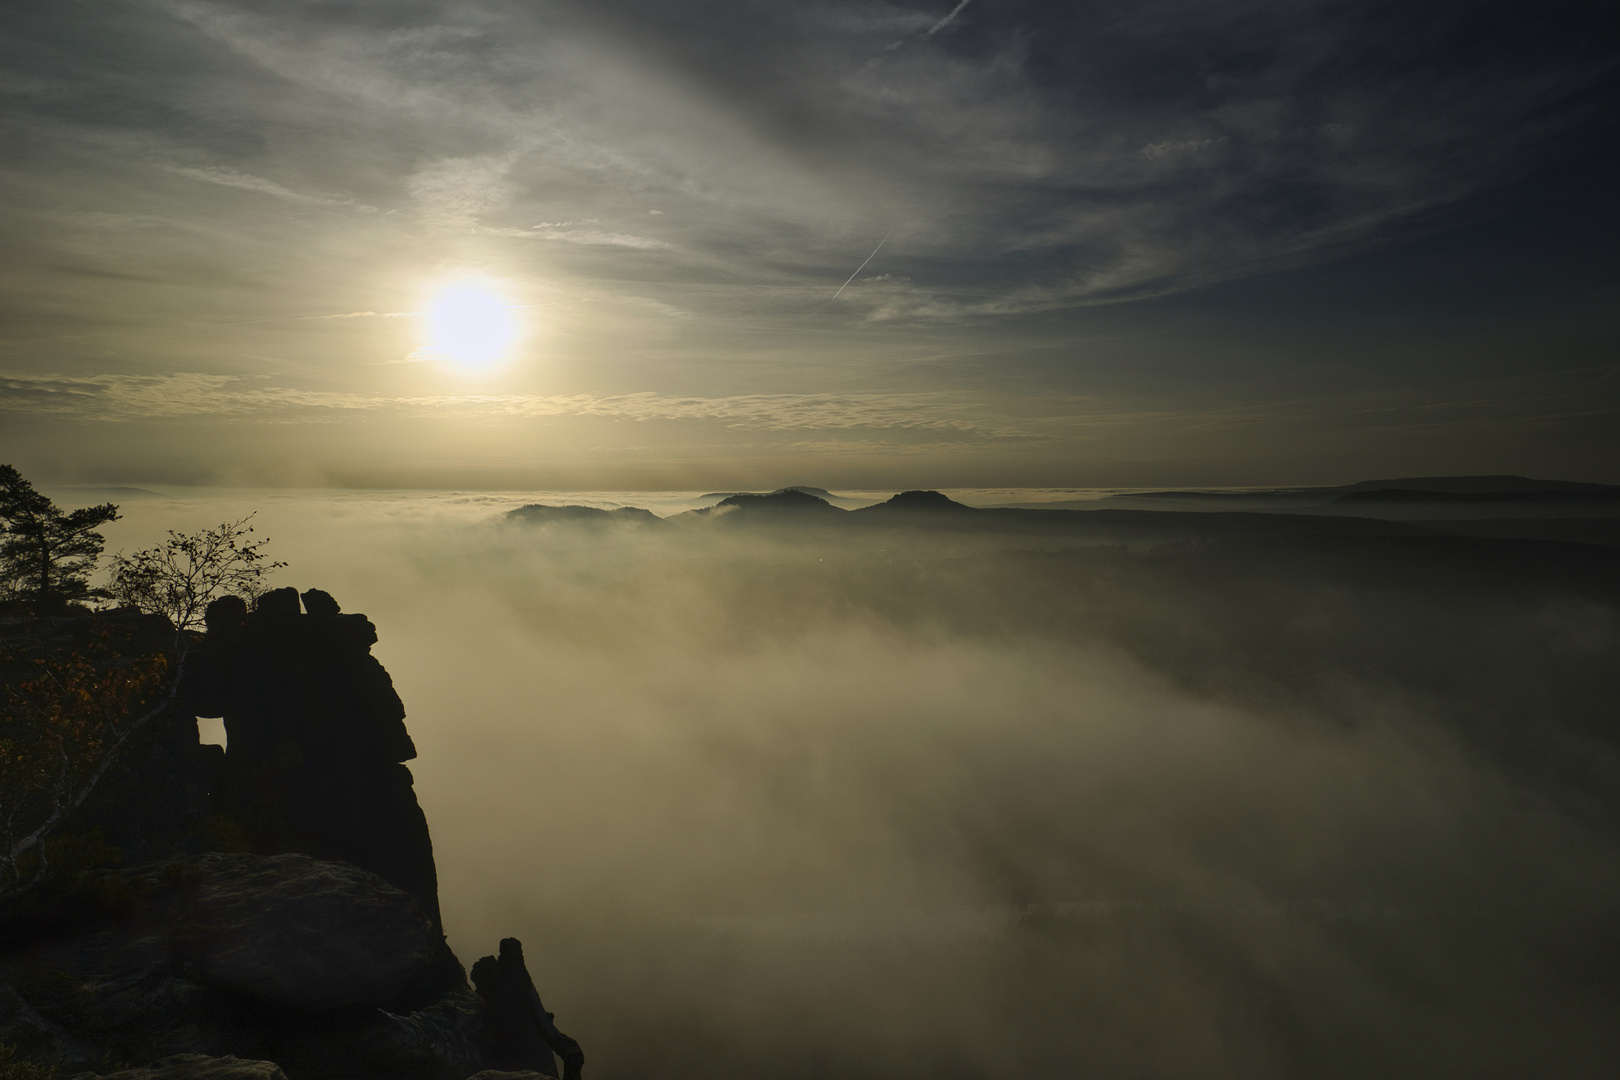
0;373;1007;435
483;225;671;249
407;154;519;230
165;165;375;211
12;0;1611;320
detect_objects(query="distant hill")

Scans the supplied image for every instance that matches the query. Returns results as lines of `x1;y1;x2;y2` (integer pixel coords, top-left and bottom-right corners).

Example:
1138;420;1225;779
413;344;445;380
503;479;1620;549
852;490;978;515
1079;475;1620;523
506;504;666;527
680;492;848;521
696;486;873;509
1334;475;1620;495
1332;487;1620;506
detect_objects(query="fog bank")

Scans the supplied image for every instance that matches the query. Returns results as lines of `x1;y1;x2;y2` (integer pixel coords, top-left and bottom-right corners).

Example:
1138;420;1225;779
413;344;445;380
95;491;1620;1079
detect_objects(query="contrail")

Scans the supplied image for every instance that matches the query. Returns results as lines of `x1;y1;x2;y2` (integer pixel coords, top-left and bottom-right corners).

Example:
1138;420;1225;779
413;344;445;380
832;229;894;299
923;0;974;38
876;0;975;59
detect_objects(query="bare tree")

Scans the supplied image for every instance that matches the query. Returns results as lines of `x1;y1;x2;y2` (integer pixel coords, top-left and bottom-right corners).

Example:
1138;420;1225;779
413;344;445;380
105;514;287;643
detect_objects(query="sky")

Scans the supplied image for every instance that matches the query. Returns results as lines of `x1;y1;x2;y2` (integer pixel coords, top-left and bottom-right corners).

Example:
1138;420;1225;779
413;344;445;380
2;0;1617;490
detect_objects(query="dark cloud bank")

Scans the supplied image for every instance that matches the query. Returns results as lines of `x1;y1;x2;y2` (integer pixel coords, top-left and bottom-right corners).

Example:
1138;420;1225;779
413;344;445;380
3;0;1615;311
260;485;1620;1080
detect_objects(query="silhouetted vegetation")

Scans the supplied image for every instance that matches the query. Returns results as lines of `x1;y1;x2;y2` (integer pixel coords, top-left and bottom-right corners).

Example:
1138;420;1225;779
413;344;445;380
0;474;286;900
105;515;285;641
0;465;118;615
0;619;173;896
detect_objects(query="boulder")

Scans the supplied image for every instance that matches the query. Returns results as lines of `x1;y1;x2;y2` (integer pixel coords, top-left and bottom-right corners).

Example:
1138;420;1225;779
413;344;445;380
3;854;463;1077
168;853;440;1012
14;854;441;1016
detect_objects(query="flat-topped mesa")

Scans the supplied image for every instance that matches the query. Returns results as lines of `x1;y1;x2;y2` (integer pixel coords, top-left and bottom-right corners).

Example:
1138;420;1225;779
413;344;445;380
183;587;441;929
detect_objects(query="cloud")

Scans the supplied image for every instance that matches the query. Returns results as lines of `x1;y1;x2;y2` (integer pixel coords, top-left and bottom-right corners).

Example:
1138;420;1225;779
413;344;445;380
0;372;1012;435
165;165;374;211
408;154;520;230
484;225;671;249
1139;138;1226;160
8;0;1611;322
0;373;381;419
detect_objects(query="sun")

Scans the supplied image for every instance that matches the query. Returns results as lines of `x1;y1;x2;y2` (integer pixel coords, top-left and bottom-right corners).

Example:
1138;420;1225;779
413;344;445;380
421;277;521;373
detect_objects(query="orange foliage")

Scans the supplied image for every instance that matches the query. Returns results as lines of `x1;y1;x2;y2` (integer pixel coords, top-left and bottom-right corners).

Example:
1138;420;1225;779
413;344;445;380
0;622;171;888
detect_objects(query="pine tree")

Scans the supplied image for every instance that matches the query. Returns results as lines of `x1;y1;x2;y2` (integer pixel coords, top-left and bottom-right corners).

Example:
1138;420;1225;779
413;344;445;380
0;465;119;614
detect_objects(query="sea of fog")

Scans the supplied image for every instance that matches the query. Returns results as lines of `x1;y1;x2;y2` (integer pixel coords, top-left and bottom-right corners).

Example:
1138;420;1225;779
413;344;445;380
60;487;1620;1080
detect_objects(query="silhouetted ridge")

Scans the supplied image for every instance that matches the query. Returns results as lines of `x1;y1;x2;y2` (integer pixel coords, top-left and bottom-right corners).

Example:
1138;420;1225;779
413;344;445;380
507;503;665;526
697;485;873;508
700;486;839;500
1337;475;1620;495
1333;487;1620;505
859;490;977;513
1101;475;1620;506
714;489;843;514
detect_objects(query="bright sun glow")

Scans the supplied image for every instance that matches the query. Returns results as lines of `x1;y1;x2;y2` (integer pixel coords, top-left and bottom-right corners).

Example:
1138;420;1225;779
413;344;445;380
422;278;520;373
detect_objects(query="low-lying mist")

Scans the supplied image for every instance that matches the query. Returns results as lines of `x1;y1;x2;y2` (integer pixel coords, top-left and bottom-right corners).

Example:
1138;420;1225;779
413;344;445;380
99;492;1620;1079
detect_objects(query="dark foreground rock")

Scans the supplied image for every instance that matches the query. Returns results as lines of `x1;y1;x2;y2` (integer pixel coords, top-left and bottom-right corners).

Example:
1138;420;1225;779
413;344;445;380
68;1055;288;1080
470;941;582;1080
2;590;584;1080
158;853;442;1012
1;854;472;1079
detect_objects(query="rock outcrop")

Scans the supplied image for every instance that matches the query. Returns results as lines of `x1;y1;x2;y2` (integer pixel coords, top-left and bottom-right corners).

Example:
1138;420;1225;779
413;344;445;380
1;854;466;1076
183;588;441;928
152;853;441;1012
469;941;582;1080
1;590;584;1080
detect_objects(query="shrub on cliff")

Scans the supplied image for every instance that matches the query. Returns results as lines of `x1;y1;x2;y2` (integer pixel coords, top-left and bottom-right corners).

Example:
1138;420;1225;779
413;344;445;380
2;513;284;898
104;516;285;640
0;622;172;894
